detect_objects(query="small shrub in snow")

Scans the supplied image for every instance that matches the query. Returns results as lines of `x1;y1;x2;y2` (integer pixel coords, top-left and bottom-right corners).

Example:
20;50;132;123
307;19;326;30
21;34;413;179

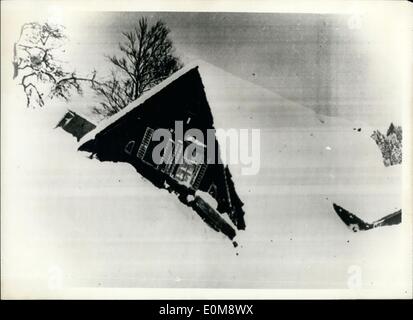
371;123;402;167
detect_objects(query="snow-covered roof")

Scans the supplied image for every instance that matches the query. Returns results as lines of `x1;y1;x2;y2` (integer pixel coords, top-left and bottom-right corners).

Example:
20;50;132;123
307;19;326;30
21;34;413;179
78;62;202;146
78;59;358;148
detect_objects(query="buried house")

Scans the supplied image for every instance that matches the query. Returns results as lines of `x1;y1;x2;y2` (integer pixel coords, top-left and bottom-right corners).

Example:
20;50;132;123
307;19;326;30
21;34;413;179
56;109;97;141
78;64;246;240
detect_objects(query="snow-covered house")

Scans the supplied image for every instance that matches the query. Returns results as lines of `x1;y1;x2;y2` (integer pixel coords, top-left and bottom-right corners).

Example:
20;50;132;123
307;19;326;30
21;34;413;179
75;60;402;243
9;60;403;289
78;63;246;239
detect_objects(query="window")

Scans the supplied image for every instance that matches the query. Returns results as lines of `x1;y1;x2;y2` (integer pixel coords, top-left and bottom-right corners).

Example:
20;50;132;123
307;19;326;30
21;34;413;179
124;140;135;155
137;127;154;161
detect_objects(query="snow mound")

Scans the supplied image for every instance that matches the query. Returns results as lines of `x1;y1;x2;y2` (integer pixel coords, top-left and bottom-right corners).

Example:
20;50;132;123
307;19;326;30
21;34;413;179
2;60;406;294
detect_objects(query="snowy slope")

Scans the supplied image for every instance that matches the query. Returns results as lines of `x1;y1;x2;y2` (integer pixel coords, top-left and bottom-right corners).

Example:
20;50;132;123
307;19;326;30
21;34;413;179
196;60;401;217
1;61;409;297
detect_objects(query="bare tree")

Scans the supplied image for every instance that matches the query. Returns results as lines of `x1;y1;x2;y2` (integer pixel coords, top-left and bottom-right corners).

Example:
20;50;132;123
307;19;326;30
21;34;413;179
92;71;131;117
13;22;99;108
93;17;182;116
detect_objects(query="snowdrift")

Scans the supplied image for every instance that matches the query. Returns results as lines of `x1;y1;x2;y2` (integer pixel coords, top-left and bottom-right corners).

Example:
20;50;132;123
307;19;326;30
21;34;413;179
2;61;407;294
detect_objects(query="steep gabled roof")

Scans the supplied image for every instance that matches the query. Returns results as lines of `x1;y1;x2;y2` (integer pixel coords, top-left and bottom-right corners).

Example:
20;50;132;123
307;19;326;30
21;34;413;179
79;59;352;150
79;62;201;147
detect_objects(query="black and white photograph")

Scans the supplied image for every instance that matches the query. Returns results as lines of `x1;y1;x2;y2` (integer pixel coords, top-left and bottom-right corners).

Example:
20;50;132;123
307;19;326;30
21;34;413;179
1;0;412;300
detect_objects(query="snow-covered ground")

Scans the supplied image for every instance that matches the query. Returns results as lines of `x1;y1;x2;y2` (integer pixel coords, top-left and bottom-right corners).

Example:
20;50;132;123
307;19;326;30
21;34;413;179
1;62;411;298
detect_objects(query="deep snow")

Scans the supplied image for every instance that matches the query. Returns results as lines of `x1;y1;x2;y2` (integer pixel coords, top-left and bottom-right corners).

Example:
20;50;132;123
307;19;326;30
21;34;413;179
1;61;410;298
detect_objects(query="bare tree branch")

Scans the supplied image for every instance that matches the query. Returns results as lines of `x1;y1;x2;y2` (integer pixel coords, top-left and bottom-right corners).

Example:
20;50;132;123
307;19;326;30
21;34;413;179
13;21;98;108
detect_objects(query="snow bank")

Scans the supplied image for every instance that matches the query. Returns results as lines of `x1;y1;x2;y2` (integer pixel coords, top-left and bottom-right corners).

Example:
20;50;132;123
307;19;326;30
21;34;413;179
1;61;408;296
